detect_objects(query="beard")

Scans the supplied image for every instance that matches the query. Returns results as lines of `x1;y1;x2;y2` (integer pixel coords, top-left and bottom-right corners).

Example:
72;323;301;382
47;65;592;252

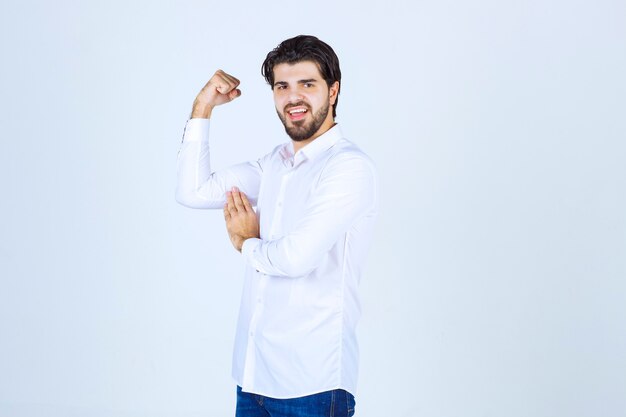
276;100;330;142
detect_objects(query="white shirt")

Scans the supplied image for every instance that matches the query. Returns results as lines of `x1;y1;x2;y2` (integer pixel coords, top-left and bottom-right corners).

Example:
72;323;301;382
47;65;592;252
176;118;378;399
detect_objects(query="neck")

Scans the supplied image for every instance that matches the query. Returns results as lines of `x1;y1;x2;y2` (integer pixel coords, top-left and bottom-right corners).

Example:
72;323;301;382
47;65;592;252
292;120;336;154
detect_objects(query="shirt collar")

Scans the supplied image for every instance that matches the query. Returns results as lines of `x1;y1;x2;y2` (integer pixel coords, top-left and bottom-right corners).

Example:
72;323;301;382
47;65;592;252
280;124;343;168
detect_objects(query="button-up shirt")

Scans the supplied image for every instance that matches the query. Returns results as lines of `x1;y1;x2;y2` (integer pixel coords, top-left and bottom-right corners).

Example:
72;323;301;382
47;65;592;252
176;118;378;399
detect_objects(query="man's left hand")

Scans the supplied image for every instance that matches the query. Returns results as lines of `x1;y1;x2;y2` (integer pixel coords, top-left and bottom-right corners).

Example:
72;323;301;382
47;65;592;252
224;187;260;252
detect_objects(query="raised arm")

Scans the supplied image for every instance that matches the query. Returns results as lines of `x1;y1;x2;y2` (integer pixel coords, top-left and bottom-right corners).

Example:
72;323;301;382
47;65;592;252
176;70;262;209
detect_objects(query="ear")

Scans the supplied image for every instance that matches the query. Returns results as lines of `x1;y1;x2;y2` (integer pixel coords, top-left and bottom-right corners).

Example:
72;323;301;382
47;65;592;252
329;81;340;105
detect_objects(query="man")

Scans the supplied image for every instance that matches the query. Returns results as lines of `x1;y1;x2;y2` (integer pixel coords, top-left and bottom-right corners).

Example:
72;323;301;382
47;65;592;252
176;35;377;417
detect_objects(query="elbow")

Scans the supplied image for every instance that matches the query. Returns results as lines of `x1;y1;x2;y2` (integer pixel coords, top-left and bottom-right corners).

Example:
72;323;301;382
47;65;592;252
277;262;315;278
175;188;210;209
270;246;322;278
175;188;194;207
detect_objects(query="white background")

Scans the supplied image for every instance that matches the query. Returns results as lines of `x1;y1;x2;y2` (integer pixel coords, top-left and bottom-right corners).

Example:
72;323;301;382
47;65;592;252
1;0;625;416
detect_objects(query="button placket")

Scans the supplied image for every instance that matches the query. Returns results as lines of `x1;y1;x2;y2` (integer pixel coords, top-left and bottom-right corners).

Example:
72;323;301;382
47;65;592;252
243;273;268;388
268;171;290;240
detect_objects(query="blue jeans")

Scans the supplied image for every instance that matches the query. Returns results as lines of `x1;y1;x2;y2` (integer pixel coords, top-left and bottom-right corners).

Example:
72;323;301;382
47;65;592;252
235;386;356;417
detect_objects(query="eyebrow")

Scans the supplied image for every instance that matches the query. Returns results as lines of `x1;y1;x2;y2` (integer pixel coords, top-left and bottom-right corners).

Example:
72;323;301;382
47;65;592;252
273;79;318;87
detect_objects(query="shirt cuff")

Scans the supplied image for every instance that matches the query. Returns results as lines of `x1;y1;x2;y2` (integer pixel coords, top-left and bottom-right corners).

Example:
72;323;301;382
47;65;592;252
182;118;210;143
241;238;262;264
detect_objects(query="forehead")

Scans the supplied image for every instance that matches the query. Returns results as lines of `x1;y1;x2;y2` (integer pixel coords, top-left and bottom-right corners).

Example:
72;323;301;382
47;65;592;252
273;60;323;82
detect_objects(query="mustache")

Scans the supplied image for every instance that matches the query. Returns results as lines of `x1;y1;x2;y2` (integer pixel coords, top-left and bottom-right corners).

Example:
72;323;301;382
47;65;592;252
284;101;310;112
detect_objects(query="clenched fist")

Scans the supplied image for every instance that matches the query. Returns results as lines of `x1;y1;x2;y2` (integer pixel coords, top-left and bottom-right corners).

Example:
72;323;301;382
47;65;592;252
191;70;242;119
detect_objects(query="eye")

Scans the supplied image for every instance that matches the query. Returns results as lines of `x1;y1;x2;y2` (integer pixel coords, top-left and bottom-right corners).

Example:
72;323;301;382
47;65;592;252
304;82;313;88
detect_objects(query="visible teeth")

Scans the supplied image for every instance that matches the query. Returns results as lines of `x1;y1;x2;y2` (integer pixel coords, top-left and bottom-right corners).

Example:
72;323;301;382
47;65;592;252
289;109;307;114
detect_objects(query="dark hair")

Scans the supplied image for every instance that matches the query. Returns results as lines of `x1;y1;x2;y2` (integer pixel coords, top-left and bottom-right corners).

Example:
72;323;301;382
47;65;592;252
262;35;341;118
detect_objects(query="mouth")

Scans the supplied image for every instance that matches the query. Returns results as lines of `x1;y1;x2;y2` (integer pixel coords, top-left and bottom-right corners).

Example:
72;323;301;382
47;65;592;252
286;106;309;121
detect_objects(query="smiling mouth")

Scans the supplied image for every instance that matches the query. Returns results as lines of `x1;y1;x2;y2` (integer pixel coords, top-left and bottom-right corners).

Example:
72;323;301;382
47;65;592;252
286;106;309;121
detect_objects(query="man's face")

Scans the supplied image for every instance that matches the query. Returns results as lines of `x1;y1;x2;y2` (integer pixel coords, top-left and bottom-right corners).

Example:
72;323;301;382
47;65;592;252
272;61;339;142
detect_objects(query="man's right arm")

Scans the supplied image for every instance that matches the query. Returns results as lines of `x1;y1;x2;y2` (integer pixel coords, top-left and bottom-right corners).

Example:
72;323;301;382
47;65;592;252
175;70;261;209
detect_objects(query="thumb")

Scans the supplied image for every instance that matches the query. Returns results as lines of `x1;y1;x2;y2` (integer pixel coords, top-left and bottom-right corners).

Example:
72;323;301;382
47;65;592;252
228;88;242;101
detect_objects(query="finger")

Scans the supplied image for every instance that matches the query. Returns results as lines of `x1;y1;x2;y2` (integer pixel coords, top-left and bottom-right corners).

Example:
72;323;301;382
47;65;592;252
223;204;231;220
228;88;242;101
218;70;240;87
216;71;241;95
231;187;246;212
205;72;229;89
240;191;253;212
209;74;235;95
226;191;238;213
214;78;236;95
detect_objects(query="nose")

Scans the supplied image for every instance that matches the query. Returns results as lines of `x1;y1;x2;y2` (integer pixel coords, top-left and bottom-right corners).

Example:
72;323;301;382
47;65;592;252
287;86;305;103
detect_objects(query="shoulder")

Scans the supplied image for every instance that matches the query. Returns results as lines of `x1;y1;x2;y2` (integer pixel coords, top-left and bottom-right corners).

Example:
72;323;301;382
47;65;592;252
313;138;378;193
325;138;377;176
